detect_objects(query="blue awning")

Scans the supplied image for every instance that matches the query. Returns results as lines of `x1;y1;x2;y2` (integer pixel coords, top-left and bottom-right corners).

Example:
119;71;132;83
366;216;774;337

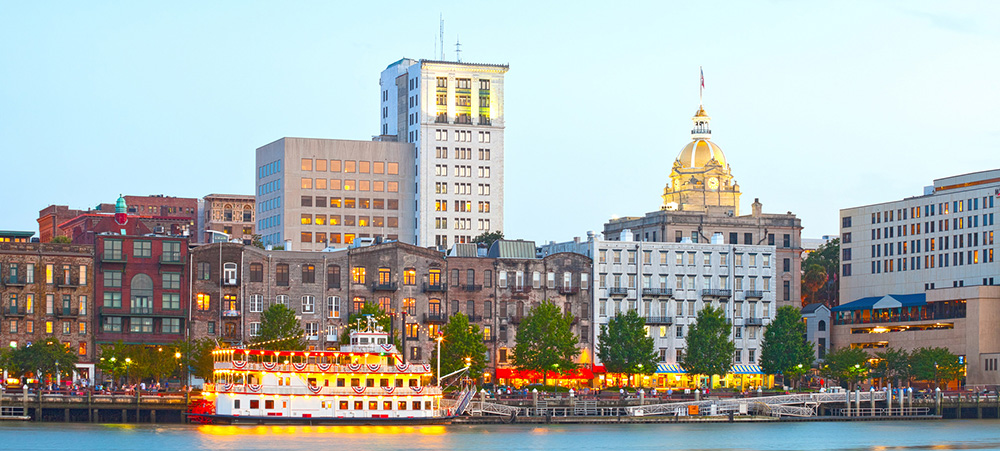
730;364;764;374
831;293;926;312
656;363;687;373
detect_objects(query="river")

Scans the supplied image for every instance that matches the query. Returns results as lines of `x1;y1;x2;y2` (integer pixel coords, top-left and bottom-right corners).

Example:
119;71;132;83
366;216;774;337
3;420;1000;450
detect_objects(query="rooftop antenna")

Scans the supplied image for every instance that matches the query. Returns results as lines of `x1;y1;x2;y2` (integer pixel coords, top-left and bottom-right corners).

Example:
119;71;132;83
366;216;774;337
439;14;445;60
455;36;462;62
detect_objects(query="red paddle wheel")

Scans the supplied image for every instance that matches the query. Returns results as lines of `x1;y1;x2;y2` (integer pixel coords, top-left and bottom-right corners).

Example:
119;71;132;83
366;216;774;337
186;399;216;424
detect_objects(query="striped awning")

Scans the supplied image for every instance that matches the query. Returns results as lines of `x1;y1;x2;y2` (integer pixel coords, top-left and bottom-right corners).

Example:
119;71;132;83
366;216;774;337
730;364;764;374
656;363;687;373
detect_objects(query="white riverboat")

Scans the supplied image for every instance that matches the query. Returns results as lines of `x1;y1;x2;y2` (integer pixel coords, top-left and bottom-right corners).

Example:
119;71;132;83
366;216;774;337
190;322;455;425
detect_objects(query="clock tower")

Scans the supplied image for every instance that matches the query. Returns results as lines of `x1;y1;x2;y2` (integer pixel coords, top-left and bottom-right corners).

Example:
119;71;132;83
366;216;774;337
661;105;741;215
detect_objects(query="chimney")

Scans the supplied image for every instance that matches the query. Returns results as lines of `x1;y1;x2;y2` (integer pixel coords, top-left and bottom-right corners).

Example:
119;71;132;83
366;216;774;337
752;198;763;218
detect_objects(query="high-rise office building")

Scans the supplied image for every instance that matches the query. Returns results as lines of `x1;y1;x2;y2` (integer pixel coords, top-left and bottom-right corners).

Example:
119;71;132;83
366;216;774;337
380;58;508;249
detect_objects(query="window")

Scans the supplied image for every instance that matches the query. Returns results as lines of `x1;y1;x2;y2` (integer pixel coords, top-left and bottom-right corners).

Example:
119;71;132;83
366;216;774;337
196;293;211;311
302;296;315;313
249;322;261;337
130;317;153;333
102;317;122;333
250;263;263;282
162;293;180;310
249;294;263;313
302;265;316;283
276;295;288;306
103;239;123;260
163;318;181;334
223;263;237;282
352;267;366;284
163;241;182;262
103;292;121;308
104;270;122;288
162;273;181;290
328;296;341;318
276;264;289;286
134;241;151;257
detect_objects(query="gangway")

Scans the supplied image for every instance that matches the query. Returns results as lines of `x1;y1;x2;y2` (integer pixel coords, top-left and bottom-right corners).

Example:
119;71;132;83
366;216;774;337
627;391;889;418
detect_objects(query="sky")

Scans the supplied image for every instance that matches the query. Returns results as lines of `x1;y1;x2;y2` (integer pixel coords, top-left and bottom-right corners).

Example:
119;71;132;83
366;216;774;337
2;1;999;244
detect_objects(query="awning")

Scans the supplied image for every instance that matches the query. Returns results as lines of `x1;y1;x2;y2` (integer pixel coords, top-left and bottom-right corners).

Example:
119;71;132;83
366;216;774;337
656;363;687;374
592;365;606;374
495;368;595;380
730;364;764;374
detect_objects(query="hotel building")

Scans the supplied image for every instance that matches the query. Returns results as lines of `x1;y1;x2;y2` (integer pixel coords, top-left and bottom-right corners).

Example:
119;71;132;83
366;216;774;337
380;58;507;249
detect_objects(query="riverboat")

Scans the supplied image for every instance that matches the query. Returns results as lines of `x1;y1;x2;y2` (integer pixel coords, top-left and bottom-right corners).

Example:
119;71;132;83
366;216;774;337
188;320;455;425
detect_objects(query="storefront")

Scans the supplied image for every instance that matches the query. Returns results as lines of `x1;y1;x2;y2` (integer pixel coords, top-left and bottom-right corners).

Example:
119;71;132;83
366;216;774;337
652;363;774;390
495;367;595;388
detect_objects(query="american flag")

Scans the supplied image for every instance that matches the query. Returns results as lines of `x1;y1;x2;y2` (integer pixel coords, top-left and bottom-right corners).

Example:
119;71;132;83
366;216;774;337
700;67;705;89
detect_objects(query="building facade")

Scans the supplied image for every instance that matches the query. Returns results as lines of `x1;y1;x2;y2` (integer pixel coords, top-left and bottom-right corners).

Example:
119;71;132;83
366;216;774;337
254;137;417;251
380;58;507;249
801;302;831;361
838;169;999;303
200;194;256;243
591;230;777;389
604;105;802;310
0;239;95;380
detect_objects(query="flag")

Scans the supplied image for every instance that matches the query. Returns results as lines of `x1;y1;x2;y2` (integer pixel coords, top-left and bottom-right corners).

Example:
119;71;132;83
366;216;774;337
700;67;705;89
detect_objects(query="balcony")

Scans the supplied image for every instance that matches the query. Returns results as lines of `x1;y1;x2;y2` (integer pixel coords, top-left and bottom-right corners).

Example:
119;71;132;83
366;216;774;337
55;308;80;318
5;307;27;317
462;284;482;292
744;290;765;299
642;287;673;297
466;315;483;322
159;255;184;265
130;307;154;315
4;276;28;287
99;306;186;318
702;289;732;298
511;285;531;299
643;316;673;325
558;286;579;295
372;282;398;292
222;310;241;318
422;283;446;293
55;278;81;288
102;254;128;264
423;313;447;324
745;317;766;326
608;287;629;297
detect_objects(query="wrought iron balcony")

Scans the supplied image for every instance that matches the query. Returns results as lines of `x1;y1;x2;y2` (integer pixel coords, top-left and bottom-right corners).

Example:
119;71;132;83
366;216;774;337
744;290;765;299
422;282;446;293
102;254;127;264
462;284;482;292
642;288;673;297
372;282;398;291
130;307;154;315
5;306;27;317
55;278;81;288
423;313;447;324
159;255;184;265
608;287;629;296
643;316;673;325
558;286;579;295
745;317;766;326
4;276;27;287
55;308;80;318
702;289;732;297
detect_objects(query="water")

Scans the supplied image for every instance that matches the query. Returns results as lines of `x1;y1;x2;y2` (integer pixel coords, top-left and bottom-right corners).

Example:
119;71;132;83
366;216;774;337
3;420;1000;450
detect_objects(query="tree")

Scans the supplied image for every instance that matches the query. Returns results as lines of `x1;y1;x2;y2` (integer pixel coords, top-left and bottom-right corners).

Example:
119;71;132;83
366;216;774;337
51;235;72;244
820;347;869;390
250;234;264;249
596;309;657;387
680;305;735;386
872;347;912;387
429;313;488;382
512;300;579;386
97;341;131;385
252;304;305;350
176;338;220;382
759;306;814;388
340;301;396;345
5;338;78;384
910;347;963;389
800;238;840;307
472;230;504;248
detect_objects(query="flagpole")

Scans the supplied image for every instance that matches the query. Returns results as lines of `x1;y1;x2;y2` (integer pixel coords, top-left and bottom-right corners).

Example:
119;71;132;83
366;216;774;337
699;66;704;107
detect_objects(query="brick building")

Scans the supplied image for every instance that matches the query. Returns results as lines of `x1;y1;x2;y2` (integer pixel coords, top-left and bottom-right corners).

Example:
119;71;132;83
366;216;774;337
0;239;95;380
40;194;198;244
200;194;255;244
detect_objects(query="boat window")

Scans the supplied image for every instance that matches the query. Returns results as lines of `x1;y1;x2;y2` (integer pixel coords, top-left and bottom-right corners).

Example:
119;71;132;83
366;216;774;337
378;338;386;344
380;379;389;387
383;401;392;410
412;401;421;410
369;401;378;410
250;400;259;409
354;401;363;410
398;401;407;410
351;378;360;387
366;379;375;387
265;400;274;409
395;379;404;387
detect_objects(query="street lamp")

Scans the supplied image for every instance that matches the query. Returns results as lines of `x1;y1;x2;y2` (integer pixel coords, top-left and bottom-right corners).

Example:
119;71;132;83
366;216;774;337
637;363;644;388
435;335;444;386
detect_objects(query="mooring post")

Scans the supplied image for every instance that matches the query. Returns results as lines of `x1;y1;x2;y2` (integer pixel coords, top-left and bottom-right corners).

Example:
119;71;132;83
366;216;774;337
887;383;893;415
935;387;942;416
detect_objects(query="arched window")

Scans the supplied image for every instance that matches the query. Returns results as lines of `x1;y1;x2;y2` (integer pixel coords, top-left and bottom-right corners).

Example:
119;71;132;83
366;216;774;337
817;320;826;332
130;274;153;313
223;204;233;222
223;262;237;283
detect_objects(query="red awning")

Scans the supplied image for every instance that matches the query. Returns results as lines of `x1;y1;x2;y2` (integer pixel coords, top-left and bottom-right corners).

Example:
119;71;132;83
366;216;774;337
496;368;595;380
592;365;606;374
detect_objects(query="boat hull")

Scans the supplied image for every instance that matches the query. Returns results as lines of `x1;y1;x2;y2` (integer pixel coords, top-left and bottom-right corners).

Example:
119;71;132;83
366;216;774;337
187;413;454;426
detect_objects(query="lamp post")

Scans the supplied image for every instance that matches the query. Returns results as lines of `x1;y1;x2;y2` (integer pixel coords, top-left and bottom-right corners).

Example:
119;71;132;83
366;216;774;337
637;363;644;388
436;335;443;386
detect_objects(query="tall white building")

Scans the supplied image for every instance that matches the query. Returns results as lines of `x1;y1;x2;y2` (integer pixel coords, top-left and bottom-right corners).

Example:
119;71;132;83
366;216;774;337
380;58;508;249
839;169;999;303
591;230;777;387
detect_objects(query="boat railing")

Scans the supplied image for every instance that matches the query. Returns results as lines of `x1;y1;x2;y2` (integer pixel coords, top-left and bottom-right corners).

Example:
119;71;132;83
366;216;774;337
215;361;433;374
212;385;442;397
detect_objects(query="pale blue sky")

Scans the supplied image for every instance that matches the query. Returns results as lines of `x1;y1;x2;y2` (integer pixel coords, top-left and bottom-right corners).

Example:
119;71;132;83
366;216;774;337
2;1;998;243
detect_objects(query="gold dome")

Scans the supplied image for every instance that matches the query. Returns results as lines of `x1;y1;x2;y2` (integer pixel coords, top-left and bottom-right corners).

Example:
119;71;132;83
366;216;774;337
676;139;726;169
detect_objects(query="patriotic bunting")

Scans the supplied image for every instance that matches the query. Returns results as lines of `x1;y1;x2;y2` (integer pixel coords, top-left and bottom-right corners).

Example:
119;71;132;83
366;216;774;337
262;361;277;370
366;364;381;372
352;386;366;395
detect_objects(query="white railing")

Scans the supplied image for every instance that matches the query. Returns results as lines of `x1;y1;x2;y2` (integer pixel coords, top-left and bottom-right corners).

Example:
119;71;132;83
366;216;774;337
214;385;441;397
216;361;433;374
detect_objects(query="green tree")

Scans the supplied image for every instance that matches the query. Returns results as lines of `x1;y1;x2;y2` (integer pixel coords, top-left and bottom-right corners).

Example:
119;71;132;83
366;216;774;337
429;313;488;382
512;300;579;386
252;304;306;350
872;347;912;387
176;338;220;382
759;306;814;388
97;341;131;384
5;338;79;384
340;301;397;345
472;230;504;248
800;238;840;306
910;347;963;389
51;235;72;244
250;234;264;249
596;309;657;387
680;305;735;386
820;347;869;390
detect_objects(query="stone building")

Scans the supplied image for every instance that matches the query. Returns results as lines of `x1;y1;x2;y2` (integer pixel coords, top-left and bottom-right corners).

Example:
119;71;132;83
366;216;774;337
604;104;802;309
0;238;96;380
200;194;255;244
